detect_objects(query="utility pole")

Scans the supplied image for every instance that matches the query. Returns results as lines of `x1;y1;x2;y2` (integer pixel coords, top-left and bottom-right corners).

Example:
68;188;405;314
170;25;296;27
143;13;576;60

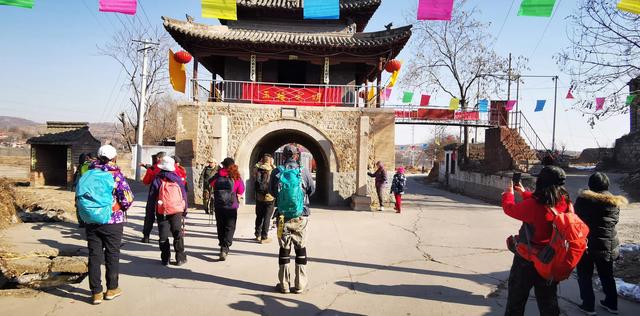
552;76;558;152
133;39;159;181
507;53;512;101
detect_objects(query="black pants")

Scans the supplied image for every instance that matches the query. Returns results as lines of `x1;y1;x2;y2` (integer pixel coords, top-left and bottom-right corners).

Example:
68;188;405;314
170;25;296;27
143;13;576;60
577;251;617;310
375;185;384;207
215;208;237;249
157;213;186;263
255;200;275;239
505;255;559;316
86;223;123;295
143;206;155;238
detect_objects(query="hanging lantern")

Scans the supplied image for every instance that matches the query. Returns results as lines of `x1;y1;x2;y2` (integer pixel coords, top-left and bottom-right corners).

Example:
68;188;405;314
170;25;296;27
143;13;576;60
385;59;401;73
174;50;192;64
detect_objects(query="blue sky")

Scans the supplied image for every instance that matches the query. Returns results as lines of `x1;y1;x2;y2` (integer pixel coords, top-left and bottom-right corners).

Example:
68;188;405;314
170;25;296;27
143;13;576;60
0;0;631;150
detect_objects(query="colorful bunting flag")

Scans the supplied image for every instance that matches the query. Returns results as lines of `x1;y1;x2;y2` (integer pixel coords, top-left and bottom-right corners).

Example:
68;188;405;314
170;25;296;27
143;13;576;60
534;100;546;112
420;95;431;106
384;88;393;100
0;0;33;8
518;0;557;17
303;0;339;19
595;97;605;111
449;97;460;110
99;0;137;15
402;91;414;103
617;0;640;15
566;84;575;99
388;68;401;88
367;87;376;101
626;94;637;105
505;100;517;111
478;99;489;112
169;49;186;93
417;0;454;21
202;0;237;20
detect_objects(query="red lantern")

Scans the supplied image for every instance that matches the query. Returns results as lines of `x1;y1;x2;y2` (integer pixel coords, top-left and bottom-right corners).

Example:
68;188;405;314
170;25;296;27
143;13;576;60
174;50;192;64
385;59;401;73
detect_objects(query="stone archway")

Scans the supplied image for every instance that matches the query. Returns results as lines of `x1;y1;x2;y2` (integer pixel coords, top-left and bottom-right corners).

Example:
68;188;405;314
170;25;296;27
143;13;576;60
234;119;339;205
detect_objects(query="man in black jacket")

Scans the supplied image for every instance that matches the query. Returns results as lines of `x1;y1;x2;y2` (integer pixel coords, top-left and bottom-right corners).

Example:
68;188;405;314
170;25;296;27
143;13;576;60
575;172;628;315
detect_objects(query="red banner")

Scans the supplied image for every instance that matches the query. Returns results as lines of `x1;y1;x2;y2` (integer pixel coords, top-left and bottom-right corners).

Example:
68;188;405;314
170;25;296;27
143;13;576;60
241;83;343;106
453;111;480;120
395;109;455;120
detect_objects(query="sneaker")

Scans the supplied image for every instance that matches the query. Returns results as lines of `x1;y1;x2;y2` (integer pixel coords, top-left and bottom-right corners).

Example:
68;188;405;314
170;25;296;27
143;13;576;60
255;236;262;242
275;283;290;294
92;293;103;305
578;304;596;316
260;237;271;244
104;288;122;300
292;287;305;294
219;249;227;261
175;259;187;266
599;300;618;314
161;260;169;266
379;206;385;211
140;236;150;243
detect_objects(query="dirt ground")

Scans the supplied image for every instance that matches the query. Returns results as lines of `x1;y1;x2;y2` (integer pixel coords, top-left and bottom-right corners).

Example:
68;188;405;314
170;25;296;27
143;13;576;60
0;156;29;167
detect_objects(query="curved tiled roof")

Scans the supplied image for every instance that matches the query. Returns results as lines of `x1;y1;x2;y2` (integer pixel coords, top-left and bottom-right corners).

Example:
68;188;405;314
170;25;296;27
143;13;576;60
27;127;100;145
163;17;411;56
236;0;381;10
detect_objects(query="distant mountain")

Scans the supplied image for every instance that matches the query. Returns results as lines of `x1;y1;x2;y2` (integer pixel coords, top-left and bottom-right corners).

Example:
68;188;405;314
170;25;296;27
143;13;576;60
0;116;39;129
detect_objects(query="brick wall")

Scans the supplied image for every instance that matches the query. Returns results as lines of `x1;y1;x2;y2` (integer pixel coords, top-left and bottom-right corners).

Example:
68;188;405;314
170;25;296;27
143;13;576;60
484;127;536;172
614;131;640;170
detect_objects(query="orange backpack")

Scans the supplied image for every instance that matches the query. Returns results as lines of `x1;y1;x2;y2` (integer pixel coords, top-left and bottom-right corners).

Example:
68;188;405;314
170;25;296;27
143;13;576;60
156;179;185;215
515;204;589;282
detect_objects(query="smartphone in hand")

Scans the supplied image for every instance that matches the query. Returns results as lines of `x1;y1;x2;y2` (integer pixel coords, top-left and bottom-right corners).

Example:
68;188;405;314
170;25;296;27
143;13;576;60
512;172;522;188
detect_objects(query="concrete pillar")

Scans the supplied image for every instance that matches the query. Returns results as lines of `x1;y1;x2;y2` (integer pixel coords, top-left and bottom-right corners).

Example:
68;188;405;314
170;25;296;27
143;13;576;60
212;115;228;163
351;116;372;210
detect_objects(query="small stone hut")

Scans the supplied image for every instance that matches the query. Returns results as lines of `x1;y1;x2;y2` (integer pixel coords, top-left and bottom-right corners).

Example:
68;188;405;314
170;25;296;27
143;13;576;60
27;122;100;187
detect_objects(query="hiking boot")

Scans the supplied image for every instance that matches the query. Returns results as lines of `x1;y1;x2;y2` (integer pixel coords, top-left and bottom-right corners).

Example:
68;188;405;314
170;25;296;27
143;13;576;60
140;236;150;243
578;304;596;316
219;248;228;261
599;300;618;314
92;293;104;305
175;258;187;266
379;206;385;211
161;260;169;266
255;235;262;242
292;287;306;294
104;288;122;300
260;237;272;244
276;283;290;294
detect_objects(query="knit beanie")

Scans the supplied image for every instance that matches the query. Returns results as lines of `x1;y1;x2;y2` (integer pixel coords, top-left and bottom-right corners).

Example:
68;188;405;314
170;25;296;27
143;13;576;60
588;172;610;192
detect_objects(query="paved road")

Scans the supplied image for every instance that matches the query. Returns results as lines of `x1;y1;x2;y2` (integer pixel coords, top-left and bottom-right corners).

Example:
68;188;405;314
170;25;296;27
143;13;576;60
1;176;638;315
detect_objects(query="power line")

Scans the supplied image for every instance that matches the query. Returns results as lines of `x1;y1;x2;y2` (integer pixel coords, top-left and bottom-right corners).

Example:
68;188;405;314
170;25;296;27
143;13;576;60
528;0;563;59
493;0;517;47
138;0;154;30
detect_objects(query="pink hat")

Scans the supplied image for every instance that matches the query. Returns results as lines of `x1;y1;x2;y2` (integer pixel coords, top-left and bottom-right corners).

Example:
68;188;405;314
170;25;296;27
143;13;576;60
397;167;405;174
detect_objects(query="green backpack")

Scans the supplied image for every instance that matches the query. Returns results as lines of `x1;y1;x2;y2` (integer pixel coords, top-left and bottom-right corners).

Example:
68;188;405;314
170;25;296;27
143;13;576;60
277;166;305;219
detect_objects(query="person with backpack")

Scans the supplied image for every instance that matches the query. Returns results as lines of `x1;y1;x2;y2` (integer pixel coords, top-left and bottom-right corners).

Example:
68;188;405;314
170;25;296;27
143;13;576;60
575;173;626;315
76;145;134;305
390;167;407;214
74;153;95;227
368;161;387;211
269;145;315;294
199;158;218;214
147;156;188;266
141;151;166;243
502;166;572;315
253;153;276;243
172;155;188;190
210;158;245;261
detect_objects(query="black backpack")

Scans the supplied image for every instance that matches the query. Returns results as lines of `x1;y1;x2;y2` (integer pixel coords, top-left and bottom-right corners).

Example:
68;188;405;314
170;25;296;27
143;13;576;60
255;168;271;194
213;174;236;209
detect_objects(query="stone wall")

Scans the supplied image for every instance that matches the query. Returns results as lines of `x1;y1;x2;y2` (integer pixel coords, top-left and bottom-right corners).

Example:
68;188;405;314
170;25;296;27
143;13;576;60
484;127;537;173
176;102;395;207
614;131;640;170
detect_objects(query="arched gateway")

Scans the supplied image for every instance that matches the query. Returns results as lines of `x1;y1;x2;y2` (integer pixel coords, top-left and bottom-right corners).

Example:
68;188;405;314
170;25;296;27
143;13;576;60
166;0;411;209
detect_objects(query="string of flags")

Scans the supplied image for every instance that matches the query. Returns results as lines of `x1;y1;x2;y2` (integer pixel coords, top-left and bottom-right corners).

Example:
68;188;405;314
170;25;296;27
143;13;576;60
617;0;640;14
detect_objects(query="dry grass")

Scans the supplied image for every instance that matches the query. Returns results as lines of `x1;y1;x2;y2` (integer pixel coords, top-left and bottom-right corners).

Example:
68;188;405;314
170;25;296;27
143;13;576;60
0;156;29;167
0;178;19;229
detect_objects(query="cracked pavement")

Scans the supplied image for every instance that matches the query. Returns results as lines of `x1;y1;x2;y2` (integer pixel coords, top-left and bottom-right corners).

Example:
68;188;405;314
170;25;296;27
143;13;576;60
1;175;639;315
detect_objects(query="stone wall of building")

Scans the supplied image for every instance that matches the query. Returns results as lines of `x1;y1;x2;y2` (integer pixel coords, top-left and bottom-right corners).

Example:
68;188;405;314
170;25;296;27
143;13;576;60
614;131;640;170
176;102;395;207
484;127;537;173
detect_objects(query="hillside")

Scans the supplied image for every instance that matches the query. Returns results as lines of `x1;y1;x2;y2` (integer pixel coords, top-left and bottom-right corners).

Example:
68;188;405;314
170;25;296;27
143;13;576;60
0;116;39;129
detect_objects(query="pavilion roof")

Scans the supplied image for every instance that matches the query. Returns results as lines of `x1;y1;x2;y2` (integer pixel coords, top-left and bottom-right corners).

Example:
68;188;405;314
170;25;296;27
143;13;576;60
163;16;411;59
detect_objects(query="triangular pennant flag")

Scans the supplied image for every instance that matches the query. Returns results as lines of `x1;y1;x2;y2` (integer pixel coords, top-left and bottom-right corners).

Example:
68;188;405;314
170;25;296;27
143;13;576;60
417;0;454;21
449;97;460;110
478;99;489;112
202;0;237;20
304;0;339;19
518;0;557;17
626;94;637;105
384;88;393;100
99;0;137;15
420;95;431;106
505;100;517;111
595;97;605;111
566;85;575;99
617;0;640;15
169;49;186;93
368;87;376;101
534;100;546;112
388;68;401;88
0;0;33;8
402;91;414;103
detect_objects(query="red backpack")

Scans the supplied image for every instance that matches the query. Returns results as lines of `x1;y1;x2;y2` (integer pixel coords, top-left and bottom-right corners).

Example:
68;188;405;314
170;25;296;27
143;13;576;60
515;204;589;282
156;179;185;215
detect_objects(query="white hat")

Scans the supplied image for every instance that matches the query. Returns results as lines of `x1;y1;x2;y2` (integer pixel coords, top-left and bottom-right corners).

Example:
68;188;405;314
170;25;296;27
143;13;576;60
97;145;117;160
158;156;176;172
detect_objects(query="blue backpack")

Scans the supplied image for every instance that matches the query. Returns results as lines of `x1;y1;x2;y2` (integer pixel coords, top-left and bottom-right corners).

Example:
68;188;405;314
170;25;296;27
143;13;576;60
277;166;305;219
76;169;115;224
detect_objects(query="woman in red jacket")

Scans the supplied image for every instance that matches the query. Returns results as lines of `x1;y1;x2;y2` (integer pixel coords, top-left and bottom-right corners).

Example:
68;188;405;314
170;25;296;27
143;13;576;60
502;166;570;316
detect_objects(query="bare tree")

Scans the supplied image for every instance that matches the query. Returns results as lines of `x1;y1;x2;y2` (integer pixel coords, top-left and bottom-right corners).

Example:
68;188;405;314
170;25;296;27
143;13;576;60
556;0;640;126
99;21;172;151
144;95;178;145
403;1;526;160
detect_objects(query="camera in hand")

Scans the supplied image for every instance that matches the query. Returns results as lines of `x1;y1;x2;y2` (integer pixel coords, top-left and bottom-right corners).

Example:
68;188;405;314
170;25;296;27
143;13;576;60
512;172;522;188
